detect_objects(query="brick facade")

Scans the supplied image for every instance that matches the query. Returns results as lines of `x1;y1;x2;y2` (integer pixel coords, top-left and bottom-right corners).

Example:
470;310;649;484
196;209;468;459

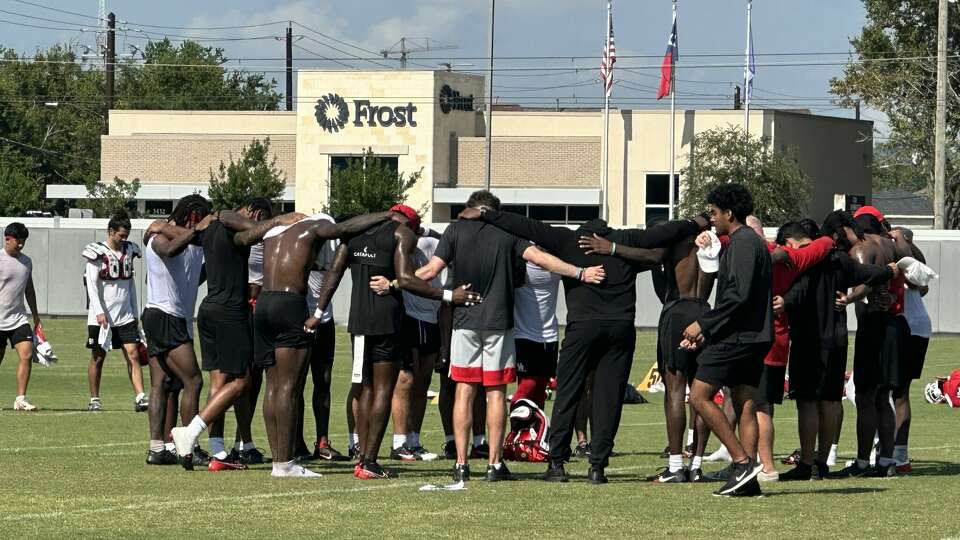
452;136;600;187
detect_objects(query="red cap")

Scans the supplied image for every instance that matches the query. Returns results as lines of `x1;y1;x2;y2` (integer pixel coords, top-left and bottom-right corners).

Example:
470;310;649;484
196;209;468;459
853;205;885;222
389;204;421;232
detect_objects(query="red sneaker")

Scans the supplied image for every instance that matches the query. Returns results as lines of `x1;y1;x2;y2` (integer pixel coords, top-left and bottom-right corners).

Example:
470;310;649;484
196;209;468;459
208;458;248;472
896;462;913;474
355;460;391;480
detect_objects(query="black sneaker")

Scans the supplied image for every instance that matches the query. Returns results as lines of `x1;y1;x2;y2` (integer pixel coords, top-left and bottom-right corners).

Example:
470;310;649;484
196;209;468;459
813;461;829;481
573;441;591;459
650;467;688;483
134;395;149;412
660;445;670;459
356;460;392;480
704;464;733;482
191;446;211;469
779;462;813;481
452;463;470;483
294;446;313;462
834;460;872;478
587;466;608;484
146;449;178;465
240;447;265;465
714;458;763;496
226;448;243;464
313;441;349;461
411;446;438;461
781;448;802;465
873;463;897;478
543;460;569;482
390;444;418;462
471;443;490;459
440;440;457;460
348;445;361;461
486;462;513;482
731;477;762;497
689;468;704;482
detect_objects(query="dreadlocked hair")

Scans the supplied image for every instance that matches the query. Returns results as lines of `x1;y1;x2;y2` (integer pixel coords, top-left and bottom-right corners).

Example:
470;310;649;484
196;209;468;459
169;195;211;226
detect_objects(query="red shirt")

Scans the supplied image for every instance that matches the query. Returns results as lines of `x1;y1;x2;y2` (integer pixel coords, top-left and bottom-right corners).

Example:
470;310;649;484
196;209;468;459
764;236;835;366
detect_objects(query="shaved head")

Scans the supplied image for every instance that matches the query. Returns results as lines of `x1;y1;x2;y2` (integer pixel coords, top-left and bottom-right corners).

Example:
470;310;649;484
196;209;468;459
746;215;764;239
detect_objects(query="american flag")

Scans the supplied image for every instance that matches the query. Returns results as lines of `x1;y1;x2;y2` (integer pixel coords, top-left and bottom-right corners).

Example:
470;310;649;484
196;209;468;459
600;10;616;97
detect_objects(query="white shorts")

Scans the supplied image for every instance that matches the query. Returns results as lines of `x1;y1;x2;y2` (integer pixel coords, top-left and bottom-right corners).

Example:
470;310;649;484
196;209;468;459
450;328;517;387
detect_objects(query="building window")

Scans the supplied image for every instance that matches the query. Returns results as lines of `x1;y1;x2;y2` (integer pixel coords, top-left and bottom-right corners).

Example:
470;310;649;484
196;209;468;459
145;200;173;217
645;173;680;224
330;155;398;176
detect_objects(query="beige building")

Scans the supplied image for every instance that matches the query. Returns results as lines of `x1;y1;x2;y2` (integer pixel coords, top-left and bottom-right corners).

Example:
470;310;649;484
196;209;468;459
49;70;873;225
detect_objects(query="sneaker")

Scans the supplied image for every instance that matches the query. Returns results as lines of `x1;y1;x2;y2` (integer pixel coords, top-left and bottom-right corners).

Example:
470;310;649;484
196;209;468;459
757;470;780;483
660;445;670;459
313;441;349;461
452;463;471;483
134;395;149;412
471;442;490;459
439;440;457;460
145;449;178;465
209;458;248;472
780;462;813;481
411;446;438;461
293;446;313;462
834;460;872;478
704;445;732;463
191;446;211;468
226;449;243;464
781;448;802;465
88;399;103;412
873;463;897;478
486;462;513;482
239;447;265;465
355;460;392;480
813;461;829;481
649;467;687;483
13;396;37;411
573;441;591;459
587;466;608;484
389;444;418;462
170;427;195;460
543;460;569;482
713;458;763;496
731;477;762;497
689;468;704;483
896;462;913;474
704;464;734;482
348;444;361;461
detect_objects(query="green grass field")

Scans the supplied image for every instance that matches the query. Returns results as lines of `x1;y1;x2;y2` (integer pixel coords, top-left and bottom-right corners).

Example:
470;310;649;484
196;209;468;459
1;319;958;538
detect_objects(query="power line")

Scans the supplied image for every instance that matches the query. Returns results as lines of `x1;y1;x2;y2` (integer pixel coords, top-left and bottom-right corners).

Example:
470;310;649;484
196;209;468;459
298;35;393;69
292;43;355;70
12;0;98;21
0;134;99;162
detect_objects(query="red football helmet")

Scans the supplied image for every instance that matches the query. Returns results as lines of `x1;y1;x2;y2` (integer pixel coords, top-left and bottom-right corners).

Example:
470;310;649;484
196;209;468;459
503;398;550;462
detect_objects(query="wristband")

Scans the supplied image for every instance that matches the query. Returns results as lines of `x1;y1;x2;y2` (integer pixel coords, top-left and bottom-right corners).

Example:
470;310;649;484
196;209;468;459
313;307;324;320
576;268;585;281
390;279;399;290
442;289;454;303
611;242;617;256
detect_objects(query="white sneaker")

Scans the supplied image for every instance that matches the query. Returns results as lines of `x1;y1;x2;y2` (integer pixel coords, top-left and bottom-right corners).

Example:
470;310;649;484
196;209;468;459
170;426;195;457
271;463;322;478
705;445;733;463
14;396;38;411
758;470;780;482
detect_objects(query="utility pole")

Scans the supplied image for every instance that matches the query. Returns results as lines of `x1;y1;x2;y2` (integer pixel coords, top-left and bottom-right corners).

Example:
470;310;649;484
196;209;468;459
934;0;948;229
105;12;115;131
484;0;496;192
286;23;293;112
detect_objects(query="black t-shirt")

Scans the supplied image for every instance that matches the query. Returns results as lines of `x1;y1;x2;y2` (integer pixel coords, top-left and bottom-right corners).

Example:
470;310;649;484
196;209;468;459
434;220;530;331
347;221;403;336
199;220;249;317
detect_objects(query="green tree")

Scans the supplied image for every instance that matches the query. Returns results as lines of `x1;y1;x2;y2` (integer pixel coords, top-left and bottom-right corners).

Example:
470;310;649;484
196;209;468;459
872;141;927;193
327;148;423;217
831;0;960;227
85;177;141;218
0;146;45;216
678;126;811;226
208;138;286;210
117;39;280;111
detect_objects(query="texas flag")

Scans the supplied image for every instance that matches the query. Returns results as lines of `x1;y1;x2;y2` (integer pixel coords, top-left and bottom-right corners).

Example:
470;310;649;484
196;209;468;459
656;11;678;100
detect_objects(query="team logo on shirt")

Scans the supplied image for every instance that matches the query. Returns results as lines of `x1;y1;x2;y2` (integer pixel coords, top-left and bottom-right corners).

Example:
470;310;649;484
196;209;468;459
353;246;378;259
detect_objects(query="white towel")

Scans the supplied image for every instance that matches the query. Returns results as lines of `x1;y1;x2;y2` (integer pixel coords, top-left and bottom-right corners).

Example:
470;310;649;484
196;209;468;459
696;231;722;273
98;324;113;353
351;336;365;383
262;213;333;240
896;256;939;287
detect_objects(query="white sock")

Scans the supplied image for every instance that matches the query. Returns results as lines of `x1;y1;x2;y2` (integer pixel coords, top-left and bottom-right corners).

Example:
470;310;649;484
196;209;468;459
668;454;684;473
492;462;503;470
185;415;207;442
164;442;175;452
893;445;908;464
242;442;256;452
349;432;359;447
691;455;703;470
473;435;485;447
134;392;146;402
210;437;225;457
149;439;164;452
408;432;421;448
90;397;101;403
392;433;407;450
445;434;455;443
15;395;25;401
686;429;694;446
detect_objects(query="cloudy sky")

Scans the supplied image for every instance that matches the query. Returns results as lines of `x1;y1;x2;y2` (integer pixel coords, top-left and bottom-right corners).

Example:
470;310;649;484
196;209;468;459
0;0;880;123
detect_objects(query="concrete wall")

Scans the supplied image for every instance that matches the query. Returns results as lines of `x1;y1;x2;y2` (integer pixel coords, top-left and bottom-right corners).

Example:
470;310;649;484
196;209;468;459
455;136;600;187
3;218;957;334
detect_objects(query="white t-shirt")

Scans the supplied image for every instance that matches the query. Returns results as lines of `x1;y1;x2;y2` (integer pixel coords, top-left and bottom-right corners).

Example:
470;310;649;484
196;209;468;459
306;235;339;324
83;241;139;327
248;243;264;286
144;238;204;330
513;262;561;343
903;287;932;338
403;229;443;324
0;249;32;331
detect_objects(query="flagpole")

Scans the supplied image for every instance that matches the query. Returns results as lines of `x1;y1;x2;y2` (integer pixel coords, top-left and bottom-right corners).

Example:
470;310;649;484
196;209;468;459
668;0;677;220
744;0;752;135
601;0;612;221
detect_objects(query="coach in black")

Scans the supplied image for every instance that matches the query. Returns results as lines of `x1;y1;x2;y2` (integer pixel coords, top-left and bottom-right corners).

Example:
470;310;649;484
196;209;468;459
680;183;773;497
458;206;708;483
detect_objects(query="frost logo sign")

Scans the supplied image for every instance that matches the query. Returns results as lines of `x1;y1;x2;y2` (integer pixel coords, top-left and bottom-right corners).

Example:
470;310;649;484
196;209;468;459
315;92;417;133
315;93;349;133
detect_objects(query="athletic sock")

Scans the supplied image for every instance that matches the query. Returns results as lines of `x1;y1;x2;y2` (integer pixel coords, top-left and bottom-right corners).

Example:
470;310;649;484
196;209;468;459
185;415;207;441
686;429;694;446
893;445;908;464
164;442;176;452
349;432;360;447
15;395;25;401
90;397;101;403
668;454;684;473
408;432;421;448
444;434;455;443
210;437;226;459
690;455;703;470
473;435;486;447
242;441;256;452
392;433;407;450
149;439;164;452
134;392;146;402
492;462;503;470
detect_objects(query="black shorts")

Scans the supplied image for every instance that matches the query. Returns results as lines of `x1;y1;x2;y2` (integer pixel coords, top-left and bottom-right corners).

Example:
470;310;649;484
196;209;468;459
253;291;313;368
755;363;787;407
86;321;140;352
788;340;847;402
141;308;192;358
0;324;32;349
854;312;910;391
515;339;559;378
907;335;929;380
657;299;710;380
695;341;771;389
198;304;252;376
354;333;405;365
310;320;336;366
403;315;440;355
